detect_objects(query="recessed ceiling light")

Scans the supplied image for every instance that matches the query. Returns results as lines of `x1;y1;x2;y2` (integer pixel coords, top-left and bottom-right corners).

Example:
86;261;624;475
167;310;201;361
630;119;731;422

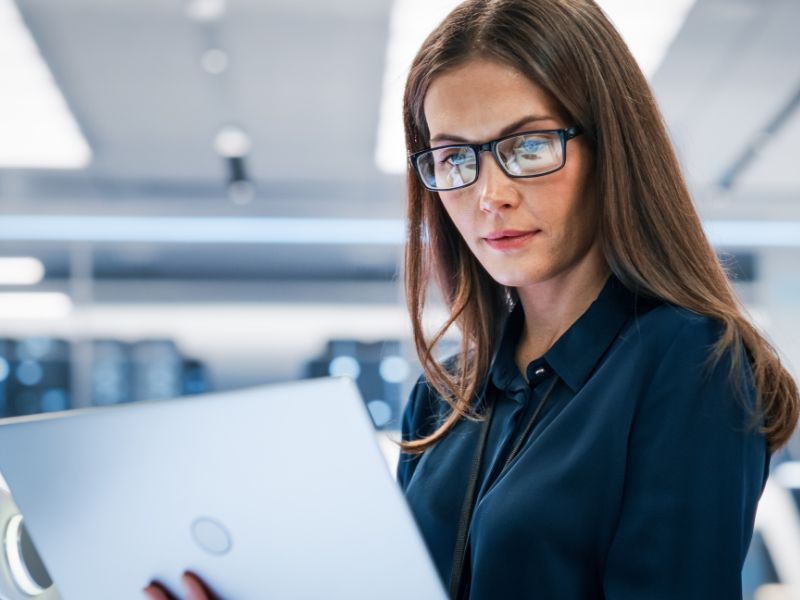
185;0;226;22
201;48;229;75
214;126;251;158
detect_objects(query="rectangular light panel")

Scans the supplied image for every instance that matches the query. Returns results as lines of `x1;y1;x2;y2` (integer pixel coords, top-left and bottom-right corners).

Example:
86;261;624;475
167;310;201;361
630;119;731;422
0;0;91;168
0;215;795;250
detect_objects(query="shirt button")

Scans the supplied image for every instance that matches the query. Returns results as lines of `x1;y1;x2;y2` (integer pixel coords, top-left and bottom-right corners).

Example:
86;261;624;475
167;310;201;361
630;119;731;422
533;367;547;378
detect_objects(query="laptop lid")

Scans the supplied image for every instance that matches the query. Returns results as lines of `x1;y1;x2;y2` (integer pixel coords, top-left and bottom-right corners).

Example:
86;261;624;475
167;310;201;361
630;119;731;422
0;377;445;600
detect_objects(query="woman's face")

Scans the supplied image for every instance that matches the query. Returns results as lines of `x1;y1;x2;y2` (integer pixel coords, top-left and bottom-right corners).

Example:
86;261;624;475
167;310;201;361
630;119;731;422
423;58;602;289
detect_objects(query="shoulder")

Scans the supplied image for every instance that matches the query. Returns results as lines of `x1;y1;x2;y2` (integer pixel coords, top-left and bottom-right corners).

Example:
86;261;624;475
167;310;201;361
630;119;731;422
399;351;467;441
626;303;760;426
400;371;444;444
396;370;448;490
626;300;726;358
620;300;754;409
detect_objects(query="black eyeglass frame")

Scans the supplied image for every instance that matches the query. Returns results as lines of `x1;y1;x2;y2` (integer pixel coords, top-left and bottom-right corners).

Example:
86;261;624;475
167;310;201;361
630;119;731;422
408;126;583;192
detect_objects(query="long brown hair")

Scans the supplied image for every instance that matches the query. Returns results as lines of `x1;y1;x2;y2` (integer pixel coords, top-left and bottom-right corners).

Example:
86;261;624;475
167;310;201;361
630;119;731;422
399;0;799;455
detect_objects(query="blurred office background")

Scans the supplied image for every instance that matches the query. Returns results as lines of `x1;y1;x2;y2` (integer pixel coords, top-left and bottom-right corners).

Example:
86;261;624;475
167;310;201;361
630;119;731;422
0;0;798;597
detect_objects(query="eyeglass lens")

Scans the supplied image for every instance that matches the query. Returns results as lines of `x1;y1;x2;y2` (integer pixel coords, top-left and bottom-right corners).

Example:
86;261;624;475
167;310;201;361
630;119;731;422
415;131;565;191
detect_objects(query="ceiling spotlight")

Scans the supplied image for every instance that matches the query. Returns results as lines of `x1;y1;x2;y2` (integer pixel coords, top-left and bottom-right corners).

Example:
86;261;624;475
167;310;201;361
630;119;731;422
214;125;251;158
200;48;229;75
225;156;255;205
184;0;226;22
227;178;255;206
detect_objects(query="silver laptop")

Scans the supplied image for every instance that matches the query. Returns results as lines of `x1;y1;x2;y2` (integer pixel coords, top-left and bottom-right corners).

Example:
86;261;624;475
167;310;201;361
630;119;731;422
0;377;446;600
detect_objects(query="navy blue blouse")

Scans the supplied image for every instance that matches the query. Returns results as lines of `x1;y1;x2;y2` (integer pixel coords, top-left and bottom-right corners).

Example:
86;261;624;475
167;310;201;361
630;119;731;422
397;274;771;599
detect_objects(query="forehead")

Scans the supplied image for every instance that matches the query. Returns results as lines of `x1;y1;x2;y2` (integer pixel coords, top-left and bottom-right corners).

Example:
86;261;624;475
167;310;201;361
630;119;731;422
423;58;561;141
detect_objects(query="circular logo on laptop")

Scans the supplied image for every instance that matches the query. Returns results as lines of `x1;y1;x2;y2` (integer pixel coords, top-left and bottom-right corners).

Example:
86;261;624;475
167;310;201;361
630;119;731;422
190;517;232;556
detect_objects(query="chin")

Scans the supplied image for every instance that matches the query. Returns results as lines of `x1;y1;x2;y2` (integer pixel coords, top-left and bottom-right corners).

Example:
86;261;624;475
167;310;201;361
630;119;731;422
484;267;547;289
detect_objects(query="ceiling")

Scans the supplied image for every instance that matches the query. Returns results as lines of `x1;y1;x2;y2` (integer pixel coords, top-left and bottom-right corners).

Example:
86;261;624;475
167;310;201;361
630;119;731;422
651;0;800;211
0;0;798;291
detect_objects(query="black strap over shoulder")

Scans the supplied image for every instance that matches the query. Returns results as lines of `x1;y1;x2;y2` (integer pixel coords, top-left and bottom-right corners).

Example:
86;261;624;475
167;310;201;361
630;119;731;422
448;377;558;599
448;392;495;600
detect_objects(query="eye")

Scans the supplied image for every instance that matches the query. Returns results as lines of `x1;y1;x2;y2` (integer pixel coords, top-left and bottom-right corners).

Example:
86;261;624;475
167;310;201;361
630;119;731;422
515;138;545;156
439;149;471;166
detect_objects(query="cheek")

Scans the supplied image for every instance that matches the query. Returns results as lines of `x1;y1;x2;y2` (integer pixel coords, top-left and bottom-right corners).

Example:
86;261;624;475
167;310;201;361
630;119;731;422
561;198;600;253
550;173;596;227
439;197;475;241
530;198;596;265
530;183;575;231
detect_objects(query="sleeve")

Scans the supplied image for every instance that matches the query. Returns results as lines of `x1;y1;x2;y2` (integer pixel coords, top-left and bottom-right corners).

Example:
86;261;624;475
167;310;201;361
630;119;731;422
395;373;437;492
602;316;770;599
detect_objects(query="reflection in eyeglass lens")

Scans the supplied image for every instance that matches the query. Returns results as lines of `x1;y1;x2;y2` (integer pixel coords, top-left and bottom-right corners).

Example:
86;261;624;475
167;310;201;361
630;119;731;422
500;134;560;175
431;147;477;189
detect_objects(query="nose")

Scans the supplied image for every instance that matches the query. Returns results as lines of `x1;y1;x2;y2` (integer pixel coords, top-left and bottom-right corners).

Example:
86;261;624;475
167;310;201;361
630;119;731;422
477;152;521;213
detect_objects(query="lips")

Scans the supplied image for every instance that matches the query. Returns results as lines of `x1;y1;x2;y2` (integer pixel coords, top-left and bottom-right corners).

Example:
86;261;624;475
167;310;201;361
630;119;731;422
482;229;540;251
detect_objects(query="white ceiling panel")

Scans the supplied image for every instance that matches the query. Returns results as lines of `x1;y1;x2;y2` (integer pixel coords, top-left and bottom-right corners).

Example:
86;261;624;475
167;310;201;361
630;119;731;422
0;0;797;287
738;90;800;188
17;0;394;183
652;0;800;190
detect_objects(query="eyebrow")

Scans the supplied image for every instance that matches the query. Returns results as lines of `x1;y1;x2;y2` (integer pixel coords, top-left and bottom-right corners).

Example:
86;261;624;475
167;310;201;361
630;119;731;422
429;115;556;144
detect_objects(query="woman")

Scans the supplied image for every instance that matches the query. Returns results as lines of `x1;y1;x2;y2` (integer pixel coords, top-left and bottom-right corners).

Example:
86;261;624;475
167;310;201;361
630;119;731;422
396;0;799;599
144;1;798;598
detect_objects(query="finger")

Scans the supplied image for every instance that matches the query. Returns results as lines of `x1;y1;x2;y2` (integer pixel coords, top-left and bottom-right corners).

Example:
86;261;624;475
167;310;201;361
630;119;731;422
142;582;177;600
182;571;220;600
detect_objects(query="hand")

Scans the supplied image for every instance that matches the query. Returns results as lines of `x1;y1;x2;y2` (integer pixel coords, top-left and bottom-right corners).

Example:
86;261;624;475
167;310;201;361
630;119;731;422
143;571;220;600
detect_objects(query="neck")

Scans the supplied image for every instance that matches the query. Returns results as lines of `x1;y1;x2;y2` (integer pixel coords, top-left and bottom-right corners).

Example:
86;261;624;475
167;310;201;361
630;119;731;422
514;241;610;371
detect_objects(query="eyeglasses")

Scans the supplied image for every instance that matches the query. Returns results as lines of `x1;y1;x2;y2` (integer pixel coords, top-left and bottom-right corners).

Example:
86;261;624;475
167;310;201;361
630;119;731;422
408;126;583;192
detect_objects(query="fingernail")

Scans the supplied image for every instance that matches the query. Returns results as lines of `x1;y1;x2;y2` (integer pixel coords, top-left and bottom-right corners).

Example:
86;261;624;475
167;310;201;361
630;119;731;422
181;572;199;600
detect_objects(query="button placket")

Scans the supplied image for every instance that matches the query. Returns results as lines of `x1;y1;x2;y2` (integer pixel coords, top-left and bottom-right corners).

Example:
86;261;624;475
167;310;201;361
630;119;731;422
475;374;557;507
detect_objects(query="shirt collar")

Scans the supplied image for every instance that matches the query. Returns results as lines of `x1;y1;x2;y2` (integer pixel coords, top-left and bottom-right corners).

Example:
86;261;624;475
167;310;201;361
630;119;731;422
490;273;638;395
